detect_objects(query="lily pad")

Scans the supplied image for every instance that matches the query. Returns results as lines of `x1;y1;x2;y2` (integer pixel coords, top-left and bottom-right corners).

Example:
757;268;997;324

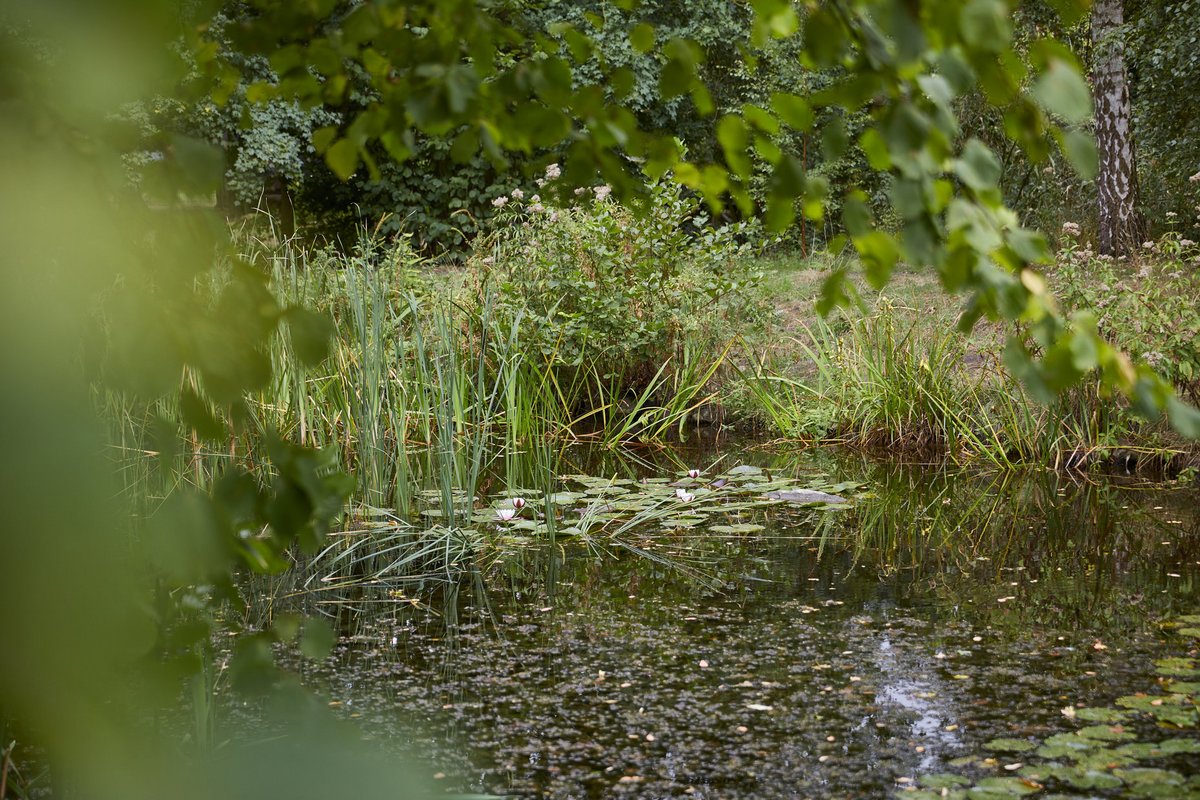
986;738;1037;753
1020;763;1123;790
1073;707;1130;723
966;776;1042;797
920;773;972;790
1155;658;1199;677
1076;724;1136;742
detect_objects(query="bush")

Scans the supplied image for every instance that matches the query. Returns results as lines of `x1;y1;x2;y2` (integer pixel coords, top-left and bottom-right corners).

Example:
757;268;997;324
478;175;772;406
1051;220;1200;402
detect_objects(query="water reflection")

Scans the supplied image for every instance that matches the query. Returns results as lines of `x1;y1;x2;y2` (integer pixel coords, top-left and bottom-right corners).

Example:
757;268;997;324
254;444;1199;797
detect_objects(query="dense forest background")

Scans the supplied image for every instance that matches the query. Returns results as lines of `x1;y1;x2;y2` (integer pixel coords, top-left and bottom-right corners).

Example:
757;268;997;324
126;0;1199;255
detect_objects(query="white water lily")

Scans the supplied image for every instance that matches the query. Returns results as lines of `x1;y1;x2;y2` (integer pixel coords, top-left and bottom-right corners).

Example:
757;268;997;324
496;508;517;521
511;497;526;510
687;469;701;479
675;489;694;502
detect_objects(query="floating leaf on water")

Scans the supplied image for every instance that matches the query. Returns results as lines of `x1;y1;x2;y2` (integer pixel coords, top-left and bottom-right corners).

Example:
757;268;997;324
920;773;972;790
1116;693;1199;726
1023;764;1122;790
965;776;1041;797
765;489;847;505
1175;627;1200;638
1037;733;1097;758
727;465;763;476
1114;767;1185;786
1076;724;1135;742
1155;658;1199;677
584;485;631;496
1072;707;1129;723
985;738;1037;753
725;523;766;533
1155;738;1200;755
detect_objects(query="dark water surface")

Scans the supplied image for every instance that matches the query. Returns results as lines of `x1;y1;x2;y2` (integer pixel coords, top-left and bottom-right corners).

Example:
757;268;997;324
262;446;1200;798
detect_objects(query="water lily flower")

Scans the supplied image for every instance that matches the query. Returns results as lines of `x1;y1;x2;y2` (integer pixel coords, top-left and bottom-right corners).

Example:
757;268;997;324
687;469;701;479
511;497;526;510
675;489;694;502
496;508;517;521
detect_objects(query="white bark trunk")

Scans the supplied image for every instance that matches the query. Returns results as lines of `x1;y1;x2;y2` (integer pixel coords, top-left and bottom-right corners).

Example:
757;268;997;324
1092;0;1144;255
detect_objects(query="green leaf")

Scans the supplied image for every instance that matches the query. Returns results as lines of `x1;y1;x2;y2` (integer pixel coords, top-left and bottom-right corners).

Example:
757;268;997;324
299;617;335;661
960;0;1011;52
229;634;277;694
1060;128;1098;179
1032;60;1093;123
180;387;225;441
717;115;752;178
629;23;655;53
283;307;334;367
1167;395;1200;439
325;138;360;179
955;139;1001;191
771;92;813;131
742;104;779;134
821;117;847;162
450;127;478;163
854;231;900;290
859;128;891;170
660;57;694;99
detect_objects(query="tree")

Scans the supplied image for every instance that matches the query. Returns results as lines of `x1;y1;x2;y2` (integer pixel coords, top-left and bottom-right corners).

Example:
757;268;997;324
1091;0;1146;254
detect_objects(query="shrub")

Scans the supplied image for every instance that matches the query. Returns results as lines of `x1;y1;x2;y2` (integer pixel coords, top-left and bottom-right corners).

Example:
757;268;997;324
1051;221;1200;403
478;175;772;407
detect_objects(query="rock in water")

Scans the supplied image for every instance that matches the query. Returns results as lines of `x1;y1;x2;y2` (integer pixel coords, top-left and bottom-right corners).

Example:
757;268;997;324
764;489;847;505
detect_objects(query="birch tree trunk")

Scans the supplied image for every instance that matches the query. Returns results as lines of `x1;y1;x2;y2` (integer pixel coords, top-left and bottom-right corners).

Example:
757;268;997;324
1091;0;1145;256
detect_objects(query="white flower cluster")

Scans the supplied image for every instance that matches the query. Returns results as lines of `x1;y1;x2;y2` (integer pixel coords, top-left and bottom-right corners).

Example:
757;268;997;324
492;195;508;208
1061;221;1081;237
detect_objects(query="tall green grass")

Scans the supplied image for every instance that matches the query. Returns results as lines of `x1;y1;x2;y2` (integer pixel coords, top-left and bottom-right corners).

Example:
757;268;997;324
105;224;741;548
738;301;1138;467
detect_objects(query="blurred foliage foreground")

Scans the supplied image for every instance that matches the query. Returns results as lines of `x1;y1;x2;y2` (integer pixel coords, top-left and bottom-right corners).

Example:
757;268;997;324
0;6;426;800
0;1;1198;798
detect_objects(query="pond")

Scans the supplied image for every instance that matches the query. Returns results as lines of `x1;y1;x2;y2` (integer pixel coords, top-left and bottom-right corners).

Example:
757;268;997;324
252;444;1200;799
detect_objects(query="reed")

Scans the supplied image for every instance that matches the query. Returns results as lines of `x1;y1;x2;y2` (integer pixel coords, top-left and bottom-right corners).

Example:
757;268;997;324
736;301;1165;468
